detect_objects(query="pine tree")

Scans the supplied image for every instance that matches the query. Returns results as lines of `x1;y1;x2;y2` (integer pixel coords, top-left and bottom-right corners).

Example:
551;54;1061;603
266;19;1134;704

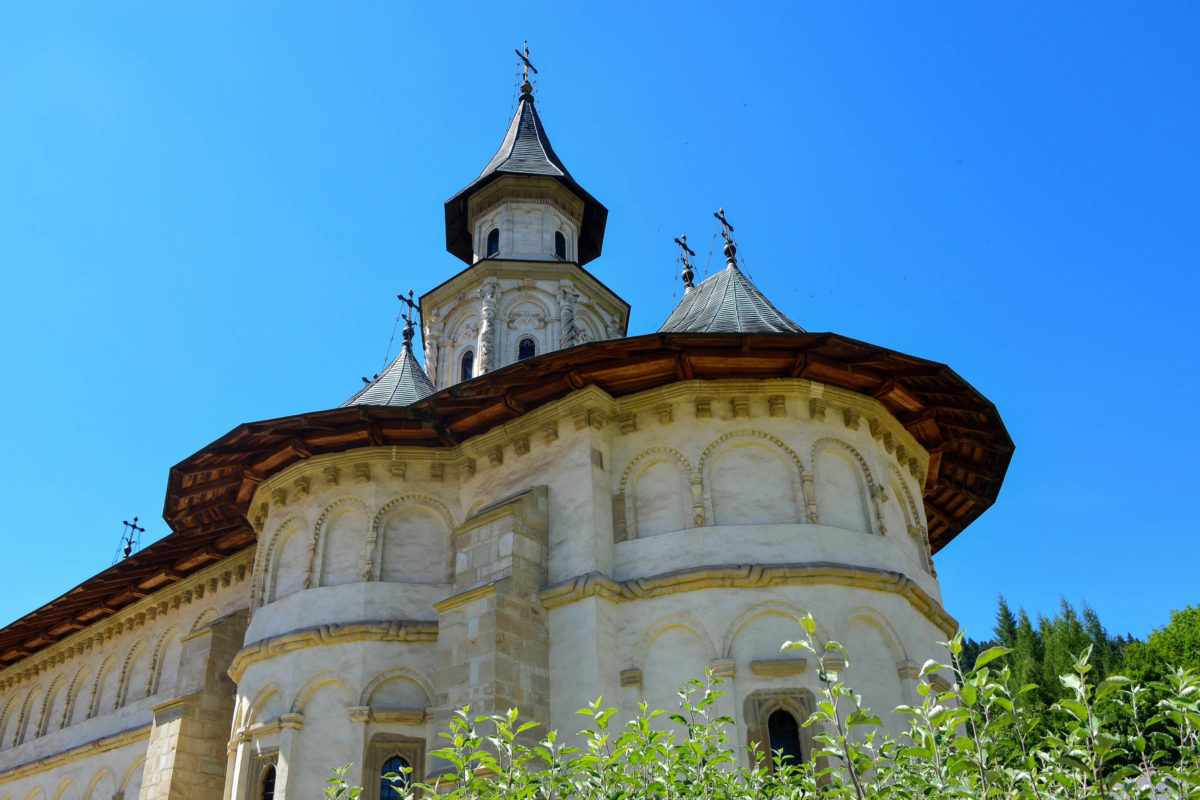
994;595;1018;647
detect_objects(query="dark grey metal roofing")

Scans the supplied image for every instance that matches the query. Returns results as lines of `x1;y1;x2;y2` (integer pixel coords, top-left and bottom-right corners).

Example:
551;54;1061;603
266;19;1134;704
444;93;608;266
342;336;434;408
658;263;805;334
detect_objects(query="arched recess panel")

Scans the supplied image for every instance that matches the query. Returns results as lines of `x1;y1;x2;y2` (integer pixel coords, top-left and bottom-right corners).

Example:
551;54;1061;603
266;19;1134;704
288;682;353;798
710;444;797;526
83;769;115;800
631;460;689;538
65;666;93;727
120;757;145;800
0;695;16;748
841;619;906;731
152;629;185;696
380;506;452;584
121;643;151;706
814;449;871;533
43;679;68;735
366;676;430;710
270;525;308;602
94;659;120;715
640;625;710;725
320;507;366;587
17;686;43;744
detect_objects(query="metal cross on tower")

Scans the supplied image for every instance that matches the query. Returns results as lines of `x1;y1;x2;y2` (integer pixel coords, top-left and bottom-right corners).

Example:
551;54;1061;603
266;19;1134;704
713;207;735;243
120;516;145;560
515;40;538;83
674;234;696;290
397;289;419;351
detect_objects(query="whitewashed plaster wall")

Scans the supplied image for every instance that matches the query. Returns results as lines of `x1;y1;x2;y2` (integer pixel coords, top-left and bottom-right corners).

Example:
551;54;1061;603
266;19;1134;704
0;553;253;800
239;376;947;781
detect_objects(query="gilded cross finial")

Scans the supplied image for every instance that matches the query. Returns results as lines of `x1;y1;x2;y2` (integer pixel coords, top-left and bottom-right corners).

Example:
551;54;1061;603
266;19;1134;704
119;516;144;561
515;40;538;98
674;234;696;291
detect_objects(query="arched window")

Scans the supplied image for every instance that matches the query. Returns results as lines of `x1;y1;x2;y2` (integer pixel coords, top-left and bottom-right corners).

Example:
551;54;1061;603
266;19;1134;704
554;230;566;260
518;337;536;360
380;755;410;800
486;228;500;257
767;709;802;769
259;764;277;800
461;350;474;381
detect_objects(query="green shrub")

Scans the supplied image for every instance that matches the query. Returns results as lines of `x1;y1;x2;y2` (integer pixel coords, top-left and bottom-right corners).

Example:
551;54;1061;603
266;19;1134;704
327;614;1200;799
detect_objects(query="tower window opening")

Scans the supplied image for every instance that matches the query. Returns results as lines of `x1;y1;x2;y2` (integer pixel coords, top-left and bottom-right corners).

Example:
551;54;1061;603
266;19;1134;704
518;337;536;360
461;350;474;381
554;231;566;260
259;764;276;800
767;709;803;769
486;228;500;257
380;755;410;800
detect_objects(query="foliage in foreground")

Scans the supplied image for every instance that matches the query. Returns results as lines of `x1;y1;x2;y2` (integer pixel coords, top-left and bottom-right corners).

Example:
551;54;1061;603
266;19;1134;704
327;614;1200;799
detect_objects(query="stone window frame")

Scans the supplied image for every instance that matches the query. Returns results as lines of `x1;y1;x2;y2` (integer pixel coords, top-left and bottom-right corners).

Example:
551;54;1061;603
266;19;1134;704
248;749;279;800
366;733;424;800
460;348;475;381
743;689;817;772
486;228;500;257
516;335;538;361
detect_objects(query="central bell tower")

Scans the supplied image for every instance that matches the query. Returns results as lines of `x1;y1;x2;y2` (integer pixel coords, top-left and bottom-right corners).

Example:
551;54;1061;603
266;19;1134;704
421;51;629;390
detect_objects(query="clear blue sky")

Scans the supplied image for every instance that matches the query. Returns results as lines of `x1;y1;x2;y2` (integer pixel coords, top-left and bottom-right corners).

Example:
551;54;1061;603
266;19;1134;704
1;2;1197;641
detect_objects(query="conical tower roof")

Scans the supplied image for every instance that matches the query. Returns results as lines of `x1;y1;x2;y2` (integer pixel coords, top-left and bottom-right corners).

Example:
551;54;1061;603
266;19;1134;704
444;88;607;265
658;260;804;335
342;323;434;407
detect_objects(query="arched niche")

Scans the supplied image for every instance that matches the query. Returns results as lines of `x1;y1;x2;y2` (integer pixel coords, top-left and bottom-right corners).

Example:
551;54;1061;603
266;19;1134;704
701;432;804;526
812;440;874;534
619;448;692;539
376;499;453;584
267;519;308;604
315;500;369;587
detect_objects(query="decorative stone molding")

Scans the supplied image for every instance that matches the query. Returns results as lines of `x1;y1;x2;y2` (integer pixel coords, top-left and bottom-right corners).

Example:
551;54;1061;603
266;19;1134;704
573;408;605;431
293;477;310;498
656;403;673;424
270;488;288;508
896;662;920;680
926;674;953;693
431;462;445;482
323;465;341;486
809;398;827;421
822;654;847;671
619;668;642;688
390;460;407;480
750;658;808;677
513;436;530;456
768;395;786;417
486;447;504;467
618;412;637;434
540;562;957;636
694;397;712;418
843;408;861;430
0;723;150;782
882;433;895;453
869;417;883;440
353;463;371;483
228;621;438;682
541;422;558;443
731;396;750;418
349;705;371;723
709;658;736;679
279;712;304;730
458;458;476;479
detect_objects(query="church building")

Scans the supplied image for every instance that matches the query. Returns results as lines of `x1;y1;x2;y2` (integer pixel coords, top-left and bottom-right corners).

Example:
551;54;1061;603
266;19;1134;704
0;57;1012;800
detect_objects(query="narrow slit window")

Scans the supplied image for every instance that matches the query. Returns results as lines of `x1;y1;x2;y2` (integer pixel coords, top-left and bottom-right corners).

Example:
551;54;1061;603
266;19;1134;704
767;709;802;769
259;764;276;800
486;228;500;257
554;231;566;260
380;755;410;800
461;350;474;381
518;337;536;360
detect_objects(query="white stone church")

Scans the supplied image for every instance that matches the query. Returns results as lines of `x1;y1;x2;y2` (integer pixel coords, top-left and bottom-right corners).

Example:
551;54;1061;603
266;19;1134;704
0;65;1012;800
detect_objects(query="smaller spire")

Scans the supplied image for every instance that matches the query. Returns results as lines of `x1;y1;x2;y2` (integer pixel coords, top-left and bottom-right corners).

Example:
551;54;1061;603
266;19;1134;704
515;40;538;101
713;207;737;267
674;234;696;291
